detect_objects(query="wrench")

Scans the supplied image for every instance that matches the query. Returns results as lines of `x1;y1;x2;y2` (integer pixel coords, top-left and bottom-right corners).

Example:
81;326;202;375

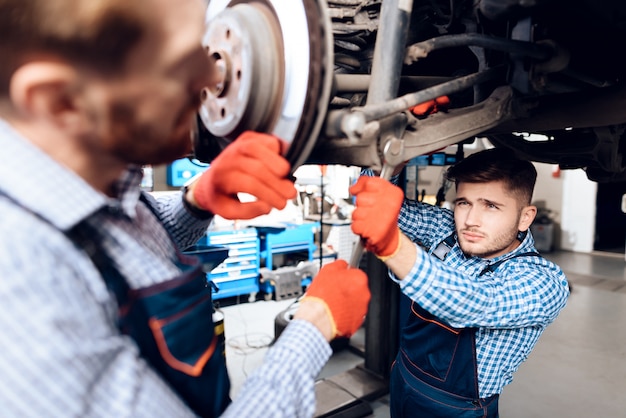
349;137;405;267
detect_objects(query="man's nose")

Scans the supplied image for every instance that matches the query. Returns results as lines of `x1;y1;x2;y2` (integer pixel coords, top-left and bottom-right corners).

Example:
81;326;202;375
463;207;481;227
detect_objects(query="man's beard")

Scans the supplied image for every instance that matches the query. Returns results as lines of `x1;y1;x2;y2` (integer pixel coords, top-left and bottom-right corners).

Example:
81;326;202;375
458;225;519;259
106;101;197;166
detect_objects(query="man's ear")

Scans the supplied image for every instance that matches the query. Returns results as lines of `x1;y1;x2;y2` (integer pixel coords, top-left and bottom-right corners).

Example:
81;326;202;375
9;61;85;131
518;205;538;233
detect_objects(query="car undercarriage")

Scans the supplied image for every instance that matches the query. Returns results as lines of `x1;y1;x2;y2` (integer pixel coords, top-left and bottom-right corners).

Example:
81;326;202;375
196;0;626;182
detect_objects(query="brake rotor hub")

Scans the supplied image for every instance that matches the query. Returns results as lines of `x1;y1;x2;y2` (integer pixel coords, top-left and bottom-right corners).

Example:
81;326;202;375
200;2;284;137
197;0;333;170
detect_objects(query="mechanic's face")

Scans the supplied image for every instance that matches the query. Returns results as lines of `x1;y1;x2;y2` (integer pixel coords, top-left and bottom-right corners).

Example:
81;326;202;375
454;180;534;259
82;0;214;166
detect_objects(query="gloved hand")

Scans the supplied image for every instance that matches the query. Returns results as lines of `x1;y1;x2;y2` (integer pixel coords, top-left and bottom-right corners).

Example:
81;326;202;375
300;260;370;339
190;131;297;220
349;176;404;259
410;95;450;116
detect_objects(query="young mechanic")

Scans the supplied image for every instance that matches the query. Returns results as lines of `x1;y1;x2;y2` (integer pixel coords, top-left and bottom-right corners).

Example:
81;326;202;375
350;148;570;417
0;0;370;417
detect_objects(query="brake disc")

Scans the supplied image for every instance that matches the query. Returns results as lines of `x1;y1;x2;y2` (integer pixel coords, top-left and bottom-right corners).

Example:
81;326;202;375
197;0;334;171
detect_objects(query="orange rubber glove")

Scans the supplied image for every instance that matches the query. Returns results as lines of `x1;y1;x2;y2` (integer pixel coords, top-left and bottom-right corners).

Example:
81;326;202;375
191;131;297;220
300;260;370;339
349;176;404;259
410;95;450;116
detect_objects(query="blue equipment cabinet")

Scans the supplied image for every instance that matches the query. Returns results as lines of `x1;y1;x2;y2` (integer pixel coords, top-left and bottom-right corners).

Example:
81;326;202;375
166;158;209;187
203;228;260;302
183;244;230;273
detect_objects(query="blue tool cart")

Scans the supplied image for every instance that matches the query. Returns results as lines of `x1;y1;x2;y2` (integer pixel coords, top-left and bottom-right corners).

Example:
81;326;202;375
183;244;230;273
255;222;320;300
202;228;260;302
166;158;209;187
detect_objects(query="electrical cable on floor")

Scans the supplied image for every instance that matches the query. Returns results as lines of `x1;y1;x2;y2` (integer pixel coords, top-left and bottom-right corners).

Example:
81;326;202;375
224;294;274;379
226;333;274;381
227;333;274;353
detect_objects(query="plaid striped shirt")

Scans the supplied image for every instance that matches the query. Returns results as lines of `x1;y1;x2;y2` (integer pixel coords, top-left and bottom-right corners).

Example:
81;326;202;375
364;170;570;398
0;119;331;417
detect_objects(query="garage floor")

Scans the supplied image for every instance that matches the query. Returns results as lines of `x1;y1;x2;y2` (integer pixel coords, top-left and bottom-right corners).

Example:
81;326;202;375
218;250;626;418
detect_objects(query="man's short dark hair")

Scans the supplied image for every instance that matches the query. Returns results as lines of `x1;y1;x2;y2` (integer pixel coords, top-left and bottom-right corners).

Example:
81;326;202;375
0;0;148;96
446;147;537;205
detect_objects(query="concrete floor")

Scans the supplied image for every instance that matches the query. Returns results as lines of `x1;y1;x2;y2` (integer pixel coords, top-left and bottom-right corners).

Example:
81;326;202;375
219;250;626;417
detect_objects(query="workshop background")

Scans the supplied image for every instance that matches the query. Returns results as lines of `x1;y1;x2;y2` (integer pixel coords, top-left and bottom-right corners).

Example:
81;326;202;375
148;138;626;417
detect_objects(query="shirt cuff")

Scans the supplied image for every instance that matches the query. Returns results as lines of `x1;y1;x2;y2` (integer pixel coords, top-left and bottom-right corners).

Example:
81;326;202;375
267;319;332;377
180;185;214;220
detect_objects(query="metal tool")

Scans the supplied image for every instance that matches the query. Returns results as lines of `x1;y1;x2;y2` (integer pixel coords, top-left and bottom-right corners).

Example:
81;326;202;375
349;137;405;267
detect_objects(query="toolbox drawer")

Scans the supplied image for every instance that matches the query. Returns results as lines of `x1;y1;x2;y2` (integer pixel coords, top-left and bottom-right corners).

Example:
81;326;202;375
205;228;261;300
258;223;318;253
210;277;259;300
205;230;258;245
210;265;259;281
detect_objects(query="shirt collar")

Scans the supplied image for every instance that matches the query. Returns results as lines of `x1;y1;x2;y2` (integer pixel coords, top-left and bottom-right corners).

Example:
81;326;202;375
0;118;143;231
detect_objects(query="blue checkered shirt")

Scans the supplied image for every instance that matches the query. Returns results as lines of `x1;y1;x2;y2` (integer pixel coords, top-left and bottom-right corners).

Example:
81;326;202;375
0;119;331;417
364;170;570;398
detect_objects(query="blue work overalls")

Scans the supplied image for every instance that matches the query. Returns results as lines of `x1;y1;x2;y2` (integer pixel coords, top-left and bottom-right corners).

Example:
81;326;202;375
390;233;538;417
389;301;498;417
67;212;231;418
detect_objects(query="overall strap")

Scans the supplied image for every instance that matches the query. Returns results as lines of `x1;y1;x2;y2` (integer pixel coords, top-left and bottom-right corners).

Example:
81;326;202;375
479;251;542;276
66;222;131;307
432;232;456;261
